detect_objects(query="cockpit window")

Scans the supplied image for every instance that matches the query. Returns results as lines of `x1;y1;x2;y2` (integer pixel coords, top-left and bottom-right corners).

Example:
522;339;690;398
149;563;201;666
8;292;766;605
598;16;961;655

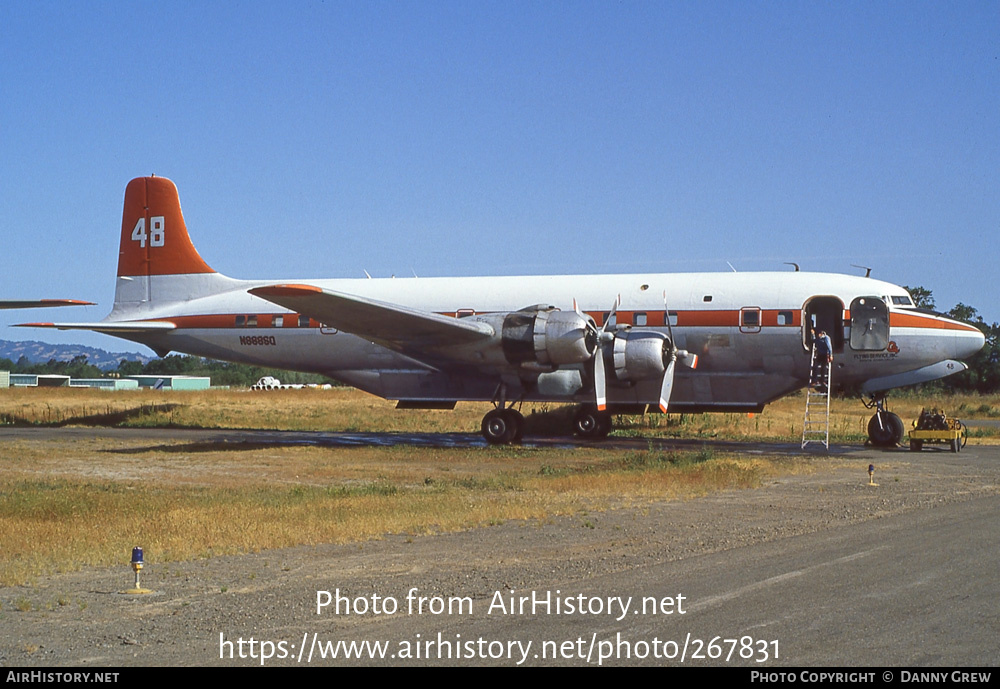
891;295;913;306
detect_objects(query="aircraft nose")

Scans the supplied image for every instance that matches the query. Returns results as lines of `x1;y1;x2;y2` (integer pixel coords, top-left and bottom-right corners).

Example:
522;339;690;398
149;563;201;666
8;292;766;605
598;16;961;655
954;325;986;361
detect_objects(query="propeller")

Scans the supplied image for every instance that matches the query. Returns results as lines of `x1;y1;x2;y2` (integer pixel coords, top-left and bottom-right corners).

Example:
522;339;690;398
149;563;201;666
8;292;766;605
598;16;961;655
576;295;619;411
577;293;699;414
659;292;698;413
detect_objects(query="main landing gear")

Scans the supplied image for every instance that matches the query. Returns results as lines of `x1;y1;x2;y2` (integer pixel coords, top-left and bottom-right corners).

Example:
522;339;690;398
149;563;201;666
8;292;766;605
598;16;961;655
480;404;614;445
572;405;613;440
479;382;615;444
863;393;904;447
480;383;526;445
481;407;525;445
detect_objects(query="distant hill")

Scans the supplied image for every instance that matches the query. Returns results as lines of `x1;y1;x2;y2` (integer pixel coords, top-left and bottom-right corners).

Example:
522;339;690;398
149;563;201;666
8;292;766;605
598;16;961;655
0;339;154;370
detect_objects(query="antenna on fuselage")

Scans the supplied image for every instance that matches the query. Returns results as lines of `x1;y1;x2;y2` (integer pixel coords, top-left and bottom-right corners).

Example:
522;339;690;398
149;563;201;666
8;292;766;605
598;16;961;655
784;262;800;272
851;264;873;278
726;261;737;272
363;270;372;279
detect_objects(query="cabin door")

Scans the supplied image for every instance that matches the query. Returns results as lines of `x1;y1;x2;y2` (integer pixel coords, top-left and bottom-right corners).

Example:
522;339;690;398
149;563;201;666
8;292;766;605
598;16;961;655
849;296;890;351
802;296;845;353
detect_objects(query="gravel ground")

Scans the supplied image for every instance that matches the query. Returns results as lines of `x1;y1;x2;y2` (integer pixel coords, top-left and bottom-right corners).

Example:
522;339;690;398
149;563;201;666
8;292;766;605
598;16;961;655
2;443;998;667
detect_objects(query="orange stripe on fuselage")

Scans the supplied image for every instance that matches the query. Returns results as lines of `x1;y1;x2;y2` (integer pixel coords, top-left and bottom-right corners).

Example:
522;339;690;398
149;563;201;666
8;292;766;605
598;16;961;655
145;309;809;331
889;312;982;333
129;308;975;334
584;310;800;328
157;314;321;329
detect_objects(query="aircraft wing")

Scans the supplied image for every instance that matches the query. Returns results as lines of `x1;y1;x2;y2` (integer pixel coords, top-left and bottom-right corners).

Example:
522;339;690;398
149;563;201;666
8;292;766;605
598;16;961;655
0;299;94;310
15;321;177;333
249;284;495;350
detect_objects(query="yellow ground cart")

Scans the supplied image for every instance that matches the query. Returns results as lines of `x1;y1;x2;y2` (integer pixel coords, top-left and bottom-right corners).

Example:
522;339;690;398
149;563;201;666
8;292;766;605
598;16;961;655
908;409;967;452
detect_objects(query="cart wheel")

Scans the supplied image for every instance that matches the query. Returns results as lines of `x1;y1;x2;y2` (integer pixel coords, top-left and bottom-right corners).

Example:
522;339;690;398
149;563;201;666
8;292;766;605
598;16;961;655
909;439;922;452
951;438;960;453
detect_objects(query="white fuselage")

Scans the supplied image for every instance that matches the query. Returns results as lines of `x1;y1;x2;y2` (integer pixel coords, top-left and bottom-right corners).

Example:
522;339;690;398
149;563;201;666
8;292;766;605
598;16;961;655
107;270;985;412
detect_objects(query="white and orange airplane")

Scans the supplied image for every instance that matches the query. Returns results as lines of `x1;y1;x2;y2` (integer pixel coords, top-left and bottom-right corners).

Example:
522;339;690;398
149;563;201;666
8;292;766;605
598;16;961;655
20;176;985;445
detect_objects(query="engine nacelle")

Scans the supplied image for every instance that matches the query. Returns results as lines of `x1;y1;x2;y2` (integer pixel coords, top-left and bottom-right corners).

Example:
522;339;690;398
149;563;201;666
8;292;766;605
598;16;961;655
496;306;597;367
611;329;670;383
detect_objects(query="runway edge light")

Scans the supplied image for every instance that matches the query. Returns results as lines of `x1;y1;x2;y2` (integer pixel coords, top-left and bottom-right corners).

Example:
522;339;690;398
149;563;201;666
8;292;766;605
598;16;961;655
125;546;153;594
868;464;878;487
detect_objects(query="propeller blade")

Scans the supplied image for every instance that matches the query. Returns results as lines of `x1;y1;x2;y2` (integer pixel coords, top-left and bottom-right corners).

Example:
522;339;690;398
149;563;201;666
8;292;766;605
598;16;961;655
678;351;699;369
602;294;621;334
662;290;676;342
593;295;623;409
658;357;676;413
594;345;607;411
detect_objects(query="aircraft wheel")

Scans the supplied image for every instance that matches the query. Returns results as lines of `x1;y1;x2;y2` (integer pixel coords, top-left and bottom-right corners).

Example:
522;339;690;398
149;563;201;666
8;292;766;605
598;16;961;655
573;406;612;440
867;412;904;447
481;408;520;445
508;409;525;442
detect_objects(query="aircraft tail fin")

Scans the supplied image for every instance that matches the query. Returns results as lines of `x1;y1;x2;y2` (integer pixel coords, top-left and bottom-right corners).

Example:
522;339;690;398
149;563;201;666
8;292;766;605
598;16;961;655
113;177;237;314
118;176;215;278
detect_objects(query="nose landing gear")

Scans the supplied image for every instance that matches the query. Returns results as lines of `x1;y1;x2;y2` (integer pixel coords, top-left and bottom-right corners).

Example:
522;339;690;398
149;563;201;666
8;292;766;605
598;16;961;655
863;394;904;447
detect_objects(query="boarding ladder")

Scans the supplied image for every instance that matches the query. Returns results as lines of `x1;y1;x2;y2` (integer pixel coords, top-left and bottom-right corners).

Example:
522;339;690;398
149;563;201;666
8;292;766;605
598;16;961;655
801;345;832;450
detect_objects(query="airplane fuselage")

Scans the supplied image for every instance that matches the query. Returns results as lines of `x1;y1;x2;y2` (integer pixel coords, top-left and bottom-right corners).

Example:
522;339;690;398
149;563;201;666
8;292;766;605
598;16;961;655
108;270;984;412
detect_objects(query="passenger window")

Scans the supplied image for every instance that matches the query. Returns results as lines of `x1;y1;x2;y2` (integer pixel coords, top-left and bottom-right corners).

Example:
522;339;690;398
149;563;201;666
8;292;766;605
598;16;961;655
777;311;793;326
273;315;283;328
299;315;311;328
740;307;761;333
635;312;647;326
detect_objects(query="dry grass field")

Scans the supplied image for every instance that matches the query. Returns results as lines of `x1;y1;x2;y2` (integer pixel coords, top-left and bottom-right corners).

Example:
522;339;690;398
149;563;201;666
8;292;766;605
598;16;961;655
2;385;997;439
2;386;997;586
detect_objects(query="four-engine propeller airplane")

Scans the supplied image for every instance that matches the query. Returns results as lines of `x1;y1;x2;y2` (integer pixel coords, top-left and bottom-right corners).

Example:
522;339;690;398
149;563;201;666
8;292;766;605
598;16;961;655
19;176;985;445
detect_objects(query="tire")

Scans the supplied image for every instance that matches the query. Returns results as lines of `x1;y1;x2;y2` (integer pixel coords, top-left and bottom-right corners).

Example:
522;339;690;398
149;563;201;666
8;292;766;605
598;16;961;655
868;412;904;447
482;409;515;445
507;409;525;443
573;406;612;440
951;437;960;453
910;439;923;452
595;412;613;439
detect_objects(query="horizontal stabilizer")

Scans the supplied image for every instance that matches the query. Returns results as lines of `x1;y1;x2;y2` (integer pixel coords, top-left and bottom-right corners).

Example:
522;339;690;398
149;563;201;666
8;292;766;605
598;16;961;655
16;321;176;333
249;284;495;350
0;299;94;310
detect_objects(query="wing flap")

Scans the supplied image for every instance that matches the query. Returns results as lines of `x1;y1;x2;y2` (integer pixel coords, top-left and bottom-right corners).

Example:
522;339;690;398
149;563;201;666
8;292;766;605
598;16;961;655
248;284;494;349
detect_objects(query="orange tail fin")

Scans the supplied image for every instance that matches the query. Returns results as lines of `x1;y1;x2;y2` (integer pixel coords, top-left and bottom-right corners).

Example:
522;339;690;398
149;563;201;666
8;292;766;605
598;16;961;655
118;176;215;277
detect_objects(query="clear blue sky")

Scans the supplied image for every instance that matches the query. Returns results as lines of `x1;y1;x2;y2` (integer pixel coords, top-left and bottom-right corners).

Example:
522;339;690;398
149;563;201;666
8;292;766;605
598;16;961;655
1;1;997;355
